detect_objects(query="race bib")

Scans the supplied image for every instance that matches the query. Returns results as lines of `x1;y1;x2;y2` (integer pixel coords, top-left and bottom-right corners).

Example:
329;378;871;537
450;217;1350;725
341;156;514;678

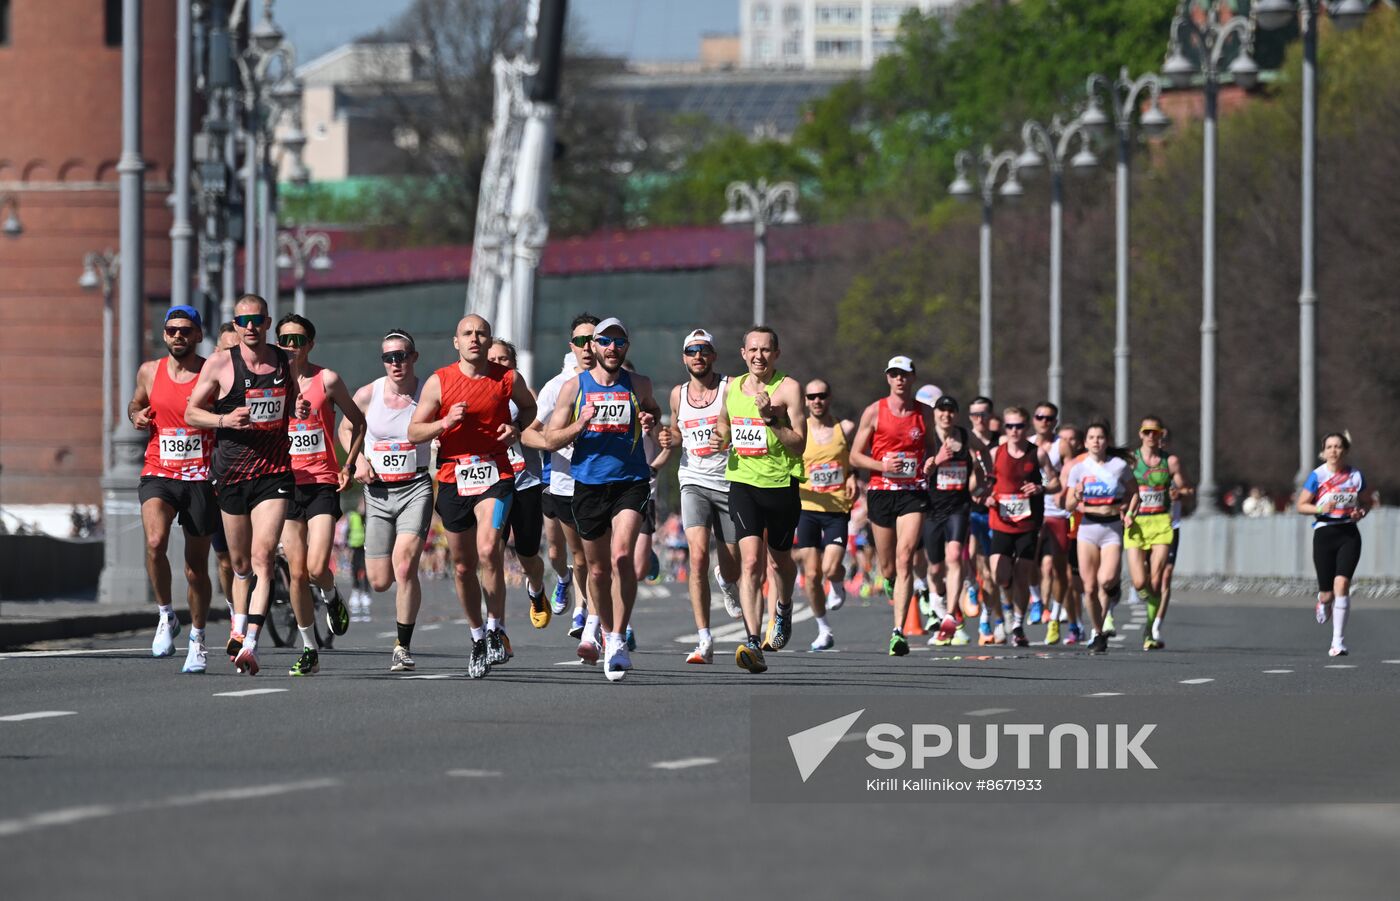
370;441;418;482
883;452;919;482
246;387;286;430
730;417;768;456
809;461;844;493
681;415;719;457
586;391;632;434
1082;483;1117;506
997;493;1031;522
935;461;968;492
1323;491;1357;517
507;444;526;474
454;456;501;496
1138;486;1168;513
158;428;204;466
287;423;325;456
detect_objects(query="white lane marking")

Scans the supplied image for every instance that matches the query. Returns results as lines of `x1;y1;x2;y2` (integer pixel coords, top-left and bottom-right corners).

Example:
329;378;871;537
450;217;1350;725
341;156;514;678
0;711;78;722
447;769;502;778
1086;692;1123;697
1179;678;1214;685
964;708;1013;717
212;688;288;698
1262;669;1294;674
402;673;458;680
1325;664;1357;670
376;631;397;639
1383;660;1400;665
651;757;718;770
0;648;147;660
0;779;337;839
554;659;589;666
673;603;816;645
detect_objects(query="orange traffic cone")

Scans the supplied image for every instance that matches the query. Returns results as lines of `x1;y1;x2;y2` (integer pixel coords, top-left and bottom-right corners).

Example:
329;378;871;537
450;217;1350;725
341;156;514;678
903;597;925;636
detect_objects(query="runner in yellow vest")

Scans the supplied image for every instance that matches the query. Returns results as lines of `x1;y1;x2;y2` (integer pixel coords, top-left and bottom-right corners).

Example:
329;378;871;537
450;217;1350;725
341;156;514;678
797;378;856;652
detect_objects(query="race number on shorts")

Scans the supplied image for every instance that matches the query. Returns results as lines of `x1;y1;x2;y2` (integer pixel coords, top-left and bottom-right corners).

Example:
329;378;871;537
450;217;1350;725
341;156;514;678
454;456;502;497
730;417;768;456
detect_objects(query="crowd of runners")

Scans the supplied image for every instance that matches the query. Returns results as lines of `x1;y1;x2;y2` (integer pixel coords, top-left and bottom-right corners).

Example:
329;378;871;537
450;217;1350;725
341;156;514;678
129;297;1379;680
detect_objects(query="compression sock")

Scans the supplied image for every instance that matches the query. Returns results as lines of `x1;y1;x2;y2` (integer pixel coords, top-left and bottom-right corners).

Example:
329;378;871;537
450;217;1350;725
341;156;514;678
397;622;415;650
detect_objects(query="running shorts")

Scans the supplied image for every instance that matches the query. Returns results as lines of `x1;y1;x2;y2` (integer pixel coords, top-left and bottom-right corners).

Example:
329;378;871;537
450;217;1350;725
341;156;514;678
570;479;649;541
213;471;295;517
989;529;1037;561
1313;523;1362;592
138;477;218;537
796;510;849;550
507;483;544;558
867;489;928;528
728;479;801;552
921;507;970;564
681;484;737;546
365;476;433;558
287;481;342;523
1125;512;1174;550
434;478;514;534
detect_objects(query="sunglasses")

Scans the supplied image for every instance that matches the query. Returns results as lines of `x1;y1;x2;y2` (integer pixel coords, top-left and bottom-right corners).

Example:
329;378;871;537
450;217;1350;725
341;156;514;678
234;313;267;329
1140;428;1165;435
382;350;410;365
1003;421;1027;430
969;410;990;418
1034;413;1057;421
684;345;712;357
164;326;194;338
593;335;628;348
277;333;309;348
806;392;830;401
570;335;594;348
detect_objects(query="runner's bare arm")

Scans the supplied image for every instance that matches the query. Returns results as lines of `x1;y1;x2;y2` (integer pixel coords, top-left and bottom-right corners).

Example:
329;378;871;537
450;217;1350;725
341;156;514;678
325;370;366;487
847;402;883;474
406;374;450;444
657;385;682;451
184;353;239;430
128;360;157;429
762;376;805;456
342;383;376;483
1038;447;1060;494
540;376;594;452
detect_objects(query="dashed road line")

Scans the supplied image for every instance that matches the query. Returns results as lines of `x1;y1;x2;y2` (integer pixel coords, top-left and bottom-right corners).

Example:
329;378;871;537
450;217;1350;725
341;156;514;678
0;648;146;660
402;673;458;680
1179;678;1214;685
1085;692;1123;697
213;688;288;698
965;708;1013;717
0;711;78;723
1262;669;1294;674
651;757;718;770
447;769;502;778
1325;664;1357;670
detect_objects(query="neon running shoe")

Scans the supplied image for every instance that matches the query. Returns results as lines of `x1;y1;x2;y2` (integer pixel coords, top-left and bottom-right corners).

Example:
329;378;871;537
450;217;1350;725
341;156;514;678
1028;600;1043;624
1045;620;1061;646
889;631;910;657
289;647;320;676
949;627;970;646
324;586;351;636
529;589;551;629
1103;612;1117;638
549;576;571;616
686;639;713;664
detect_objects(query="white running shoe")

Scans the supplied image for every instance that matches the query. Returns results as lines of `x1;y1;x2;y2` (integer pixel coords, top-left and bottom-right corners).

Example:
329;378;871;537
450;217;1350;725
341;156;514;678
1329;643;1348;657
152;613;179;658
604;637;631;682
810;630;834;652
717;567;742;619
827;583;846;611
992;622;1007;644
577;637;601;665
686;638;714;665
181;640;207;674
949;627;971;646
1316;599;1332;625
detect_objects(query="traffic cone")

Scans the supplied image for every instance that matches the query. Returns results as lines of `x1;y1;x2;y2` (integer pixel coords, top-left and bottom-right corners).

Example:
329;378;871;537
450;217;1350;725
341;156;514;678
903;597;925;636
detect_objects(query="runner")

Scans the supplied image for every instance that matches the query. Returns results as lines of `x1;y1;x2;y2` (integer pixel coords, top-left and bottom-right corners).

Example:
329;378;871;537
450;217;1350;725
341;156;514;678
489;339;550;631
1064;419;1137;655
657;329;741;665
1056;423;1086;644
542;317;660;681
343;328;434;672
1124;415;1194;650
796;378;856;652
1297;432;1375;657
624;360;670;653
408;314;534;679
924;394;979;648
983;406;1058;648
1032;402;1072;644
529;316;598;639
711;326;806;674
185;294;310;675
208;322;239;608
276;314;364;676
966;396;1005;644
346;500;371;620
848;356;935;657
128;305;216;671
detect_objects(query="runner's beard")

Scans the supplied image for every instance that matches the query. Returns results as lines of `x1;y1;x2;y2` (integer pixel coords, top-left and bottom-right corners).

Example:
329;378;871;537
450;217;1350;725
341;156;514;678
598;353;624;373
169;343;193;359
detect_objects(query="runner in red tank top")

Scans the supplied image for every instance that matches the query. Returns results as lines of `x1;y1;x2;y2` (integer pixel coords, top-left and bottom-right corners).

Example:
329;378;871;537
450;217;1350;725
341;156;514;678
848;355;937;657
409;314;536;678
128;306;218;671
982;406;1059;647
274;313;366;676
186;294;311;676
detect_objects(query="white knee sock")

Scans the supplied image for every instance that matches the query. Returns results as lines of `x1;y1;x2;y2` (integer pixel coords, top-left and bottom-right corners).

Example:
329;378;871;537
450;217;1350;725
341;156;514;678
1333;595;1349;647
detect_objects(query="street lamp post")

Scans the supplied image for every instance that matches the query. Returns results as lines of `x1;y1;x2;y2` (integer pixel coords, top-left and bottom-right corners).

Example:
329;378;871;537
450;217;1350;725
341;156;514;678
1163;0;1259;513
721;179;801;327
1254;0;1371;486
1082;69;1171;444
949;148;1023;399
276;229;333;317
171;0;195;310
1014;116;1100;410
80;252;120;472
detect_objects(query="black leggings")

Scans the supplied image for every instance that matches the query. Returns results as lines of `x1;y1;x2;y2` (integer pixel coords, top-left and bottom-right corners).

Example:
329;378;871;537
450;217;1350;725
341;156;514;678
1313;523;1362;592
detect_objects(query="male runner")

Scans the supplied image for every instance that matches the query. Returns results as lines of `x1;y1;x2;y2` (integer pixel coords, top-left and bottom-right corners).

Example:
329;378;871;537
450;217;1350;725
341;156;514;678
128;305;216;671
1056;422;1087;644
185;294;310;675
657;328;742;665
710;326;806;674
966;396;1004;644
408;315;534;679
489;339;550;630
276;313;364;676
796;378;856;652
1032;402;1072;644
848;356;937;657
208;322;239;606
983;407;1058;647
343;328;434;672
542;318;660;681
924;394;979;647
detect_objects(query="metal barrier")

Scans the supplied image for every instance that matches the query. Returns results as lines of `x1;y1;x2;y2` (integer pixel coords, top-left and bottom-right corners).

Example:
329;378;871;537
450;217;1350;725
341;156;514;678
1175;507;1400;580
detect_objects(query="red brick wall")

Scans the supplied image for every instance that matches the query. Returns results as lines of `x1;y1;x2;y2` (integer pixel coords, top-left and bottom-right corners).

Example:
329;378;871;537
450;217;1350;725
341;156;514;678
0;1;176;505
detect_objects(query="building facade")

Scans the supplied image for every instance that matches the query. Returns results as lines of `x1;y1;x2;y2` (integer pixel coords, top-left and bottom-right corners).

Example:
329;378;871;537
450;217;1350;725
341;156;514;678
739;0;964;70
0;0;176;508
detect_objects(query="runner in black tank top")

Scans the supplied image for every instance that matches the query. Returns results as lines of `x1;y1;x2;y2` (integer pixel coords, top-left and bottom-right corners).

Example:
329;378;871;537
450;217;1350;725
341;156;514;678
213;346;294;485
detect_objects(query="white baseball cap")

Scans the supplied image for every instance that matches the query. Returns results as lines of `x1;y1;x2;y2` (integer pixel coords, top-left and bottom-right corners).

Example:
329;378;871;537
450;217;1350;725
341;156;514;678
886;355;915;373
682;328;715;350
915;383;942;406
595;317;628;337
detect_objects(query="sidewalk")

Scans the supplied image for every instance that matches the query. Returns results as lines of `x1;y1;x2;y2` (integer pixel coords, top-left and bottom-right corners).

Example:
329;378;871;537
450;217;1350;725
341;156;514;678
0;596;228;650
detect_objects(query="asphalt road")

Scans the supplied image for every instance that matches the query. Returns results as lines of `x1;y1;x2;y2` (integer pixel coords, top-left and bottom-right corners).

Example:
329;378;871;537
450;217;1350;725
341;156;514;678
4;577;1400;900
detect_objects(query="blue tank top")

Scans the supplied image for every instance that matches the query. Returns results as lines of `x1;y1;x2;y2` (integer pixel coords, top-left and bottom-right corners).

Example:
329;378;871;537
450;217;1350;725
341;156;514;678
569;368;650;485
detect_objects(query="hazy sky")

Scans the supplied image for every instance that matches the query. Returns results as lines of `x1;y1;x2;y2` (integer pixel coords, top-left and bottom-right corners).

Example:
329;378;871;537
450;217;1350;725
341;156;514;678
278;0;741;65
